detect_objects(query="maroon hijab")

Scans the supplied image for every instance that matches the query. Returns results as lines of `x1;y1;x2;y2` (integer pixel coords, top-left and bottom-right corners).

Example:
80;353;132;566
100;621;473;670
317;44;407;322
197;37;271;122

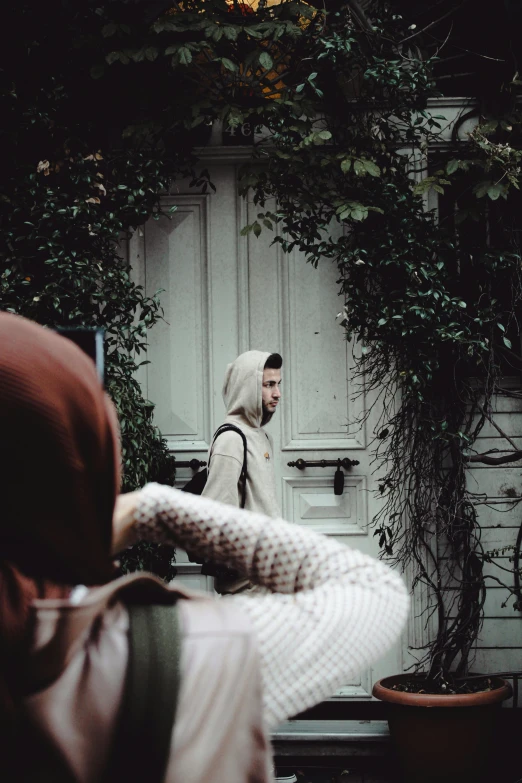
0;312;120;710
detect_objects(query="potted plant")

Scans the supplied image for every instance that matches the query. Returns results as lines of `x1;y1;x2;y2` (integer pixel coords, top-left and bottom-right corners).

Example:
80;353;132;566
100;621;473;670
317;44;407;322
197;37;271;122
372;675;512;783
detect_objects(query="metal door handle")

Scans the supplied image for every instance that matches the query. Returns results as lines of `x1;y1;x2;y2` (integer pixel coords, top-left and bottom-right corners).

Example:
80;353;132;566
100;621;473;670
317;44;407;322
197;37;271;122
174;458;207;471
287;457;359;470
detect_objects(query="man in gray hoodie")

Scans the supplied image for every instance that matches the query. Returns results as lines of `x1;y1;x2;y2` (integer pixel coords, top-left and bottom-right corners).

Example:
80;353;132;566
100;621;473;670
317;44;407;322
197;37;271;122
202;350;298;781
201;351;282;595
203;350;282;518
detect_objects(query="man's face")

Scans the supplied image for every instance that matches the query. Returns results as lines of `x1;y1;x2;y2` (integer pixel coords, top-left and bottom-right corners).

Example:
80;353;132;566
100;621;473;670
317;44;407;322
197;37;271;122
262;367;282;414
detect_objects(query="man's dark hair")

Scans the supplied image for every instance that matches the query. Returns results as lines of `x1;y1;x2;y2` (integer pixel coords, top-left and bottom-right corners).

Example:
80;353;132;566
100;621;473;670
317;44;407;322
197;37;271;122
261;354;282;426
264;353;283;370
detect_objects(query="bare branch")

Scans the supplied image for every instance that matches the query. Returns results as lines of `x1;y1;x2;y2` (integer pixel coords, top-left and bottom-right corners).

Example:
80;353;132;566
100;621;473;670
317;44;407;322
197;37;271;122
465;450;522;465
398;1;467;45
477;403;519;450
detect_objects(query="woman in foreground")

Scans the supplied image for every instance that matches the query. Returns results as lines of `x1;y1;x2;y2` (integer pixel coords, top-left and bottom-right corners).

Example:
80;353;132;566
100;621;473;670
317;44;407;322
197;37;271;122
0;312;409;783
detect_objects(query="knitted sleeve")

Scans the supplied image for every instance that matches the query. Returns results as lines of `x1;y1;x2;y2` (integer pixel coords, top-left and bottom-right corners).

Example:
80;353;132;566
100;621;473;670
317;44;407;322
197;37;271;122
135;483;409;728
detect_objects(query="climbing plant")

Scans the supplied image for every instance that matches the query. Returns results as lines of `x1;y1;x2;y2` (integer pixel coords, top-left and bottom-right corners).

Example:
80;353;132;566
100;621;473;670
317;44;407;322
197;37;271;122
0;4;188;578
236;2;522;684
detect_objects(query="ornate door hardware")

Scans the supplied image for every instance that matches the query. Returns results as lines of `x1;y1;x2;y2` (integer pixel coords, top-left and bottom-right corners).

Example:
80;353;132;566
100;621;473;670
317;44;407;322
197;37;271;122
173;458;207;471
286;457;360;496
287;457;360;470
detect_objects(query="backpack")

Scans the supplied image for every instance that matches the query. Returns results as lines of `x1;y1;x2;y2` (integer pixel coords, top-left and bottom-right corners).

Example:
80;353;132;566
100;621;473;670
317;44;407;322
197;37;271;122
19;599;181;783
182;424;247;579
182;423;248;506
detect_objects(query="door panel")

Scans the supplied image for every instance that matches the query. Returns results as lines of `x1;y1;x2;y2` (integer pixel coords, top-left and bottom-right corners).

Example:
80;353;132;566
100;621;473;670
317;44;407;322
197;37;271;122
283;475;368;537
132;159;404;699
143;196;211;451
280;247;366;451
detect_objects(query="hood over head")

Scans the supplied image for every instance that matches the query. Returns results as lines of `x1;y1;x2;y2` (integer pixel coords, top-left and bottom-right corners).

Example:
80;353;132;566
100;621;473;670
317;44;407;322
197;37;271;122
222;350;272;428
0;312;120;587
0;312;120;720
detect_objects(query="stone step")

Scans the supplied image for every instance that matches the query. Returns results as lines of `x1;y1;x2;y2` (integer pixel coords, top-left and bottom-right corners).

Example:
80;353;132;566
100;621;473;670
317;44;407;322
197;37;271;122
272;720;390;757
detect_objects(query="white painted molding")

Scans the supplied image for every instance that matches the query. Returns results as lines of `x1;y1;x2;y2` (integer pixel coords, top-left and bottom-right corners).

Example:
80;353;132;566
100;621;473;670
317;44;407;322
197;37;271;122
282;474;368;536
236;184;251;354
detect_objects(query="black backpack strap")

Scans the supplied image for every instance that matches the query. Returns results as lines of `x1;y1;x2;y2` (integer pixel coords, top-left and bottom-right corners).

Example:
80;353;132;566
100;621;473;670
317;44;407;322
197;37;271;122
103;601;181;783
210;424;248;508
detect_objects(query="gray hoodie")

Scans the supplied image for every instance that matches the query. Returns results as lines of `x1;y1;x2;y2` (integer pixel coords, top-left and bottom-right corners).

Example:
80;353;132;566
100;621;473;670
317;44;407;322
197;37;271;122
202;350;280;518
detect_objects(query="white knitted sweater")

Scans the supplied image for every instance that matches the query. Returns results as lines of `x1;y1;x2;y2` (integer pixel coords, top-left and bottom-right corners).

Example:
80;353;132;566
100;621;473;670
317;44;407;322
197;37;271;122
136;482;410;729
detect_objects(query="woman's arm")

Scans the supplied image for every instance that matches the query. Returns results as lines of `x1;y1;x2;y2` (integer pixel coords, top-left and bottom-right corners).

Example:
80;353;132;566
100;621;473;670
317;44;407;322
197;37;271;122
124;482;410;728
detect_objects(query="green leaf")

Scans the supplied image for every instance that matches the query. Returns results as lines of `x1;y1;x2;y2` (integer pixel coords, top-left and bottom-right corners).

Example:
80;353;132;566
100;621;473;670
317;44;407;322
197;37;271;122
353;160;365;176
487;184;503;201
317;130;332;141
178;47;193;66
221;57;238;72
474;181;492;199
223;26;238;41
497;323;506;332
259;51;273;70
362;159;381;177
145;47;158;62
413;179;431;196
340;158;352;174
481;120;498;134
102;23;118;37
243;26;263;39
106;51;127;65
253;221;262;238
503;335;513;349
446;159;460;175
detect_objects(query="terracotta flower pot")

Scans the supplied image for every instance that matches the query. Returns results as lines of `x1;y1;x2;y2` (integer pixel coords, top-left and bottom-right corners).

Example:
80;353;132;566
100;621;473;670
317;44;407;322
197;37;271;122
373;674;512;783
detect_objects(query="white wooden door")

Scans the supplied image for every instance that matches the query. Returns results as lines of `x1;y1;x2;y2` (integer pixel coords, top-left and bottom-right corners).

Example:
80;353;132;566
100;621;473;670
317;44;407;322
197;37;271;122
131;156;404;699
